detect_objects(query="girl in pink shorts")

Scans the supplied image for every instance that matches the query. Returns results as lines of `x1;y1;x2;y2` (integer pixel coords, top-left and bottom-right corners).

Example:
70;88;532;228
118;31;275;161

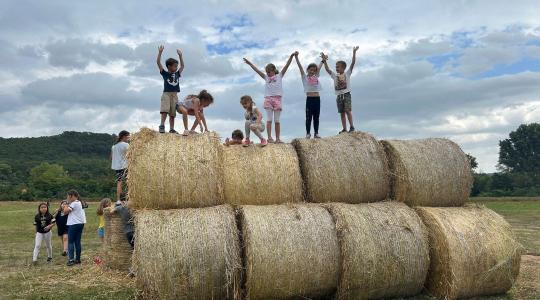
243;53;295;143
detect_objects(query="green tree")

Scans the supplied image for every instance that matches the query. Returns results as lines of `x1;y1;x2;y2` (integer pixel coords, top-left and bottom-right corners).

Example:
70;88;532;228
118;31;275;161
29;163;72;198
498;123;540;173
466;153;478;172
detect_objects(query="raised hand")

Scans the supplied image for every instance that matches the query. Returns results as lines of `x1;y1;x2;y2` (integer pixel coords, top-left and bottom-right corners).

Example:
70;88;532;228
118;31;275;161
353;46;359;52
158;45;164;53
320;52;328;60
294;51;299;57
243;58;250;64
177;49;182;56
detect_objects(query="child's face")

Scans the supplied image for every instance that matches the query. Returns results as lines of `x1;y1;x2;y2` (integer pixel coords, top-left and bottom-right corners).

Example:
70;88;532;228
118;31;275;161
201;100;211;108
122;134;131;142
167;63;178;73
266;68;276;77
39;205;47;214
335;63;345;74
307;66;317;76
241;102;251;110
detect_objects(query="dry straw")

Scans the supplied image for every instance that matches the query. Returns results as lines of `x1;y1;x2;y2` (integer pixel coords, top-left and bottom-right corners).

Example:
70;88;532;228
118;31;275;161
127;128;224;209
239;204;340;299
382;138;472;207
222;144;304;205
416;205;523;299
103;209;133;271
292;132;390;204
325;201;429;300
133;205;241;300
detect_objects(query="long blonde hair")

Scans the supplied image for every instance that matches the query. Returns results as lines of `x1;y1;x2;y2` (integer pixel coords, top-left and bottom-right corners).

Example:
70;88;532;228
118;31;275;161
97;198;112;215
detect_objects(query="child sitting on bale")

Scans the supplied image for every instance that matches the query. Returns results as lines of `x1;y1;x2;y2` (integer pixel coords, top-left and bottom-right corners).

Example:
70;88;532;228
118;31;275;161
177;90;214;136
224;129;244;146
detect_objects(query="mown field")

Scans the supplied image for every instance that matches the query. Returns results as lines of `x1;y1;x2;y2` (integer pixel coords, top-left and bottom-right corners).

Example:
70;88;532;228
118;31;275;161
0;198;538;300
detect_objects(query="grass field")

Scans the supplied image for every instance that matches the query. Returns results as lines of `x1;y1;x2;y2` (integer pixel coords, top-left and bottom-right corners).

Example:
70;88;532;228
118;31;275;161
0;198;538;299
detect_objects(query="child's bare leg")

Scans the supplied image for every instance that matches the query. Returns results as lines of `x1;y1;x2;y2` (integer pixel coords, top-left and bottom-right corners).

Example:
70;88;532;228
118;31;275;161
116;180;122;200
178;107;189;130
160;113;167;126
266;121;273;140
340;113;347;131
169;115;175;130
346;111;354;128
62;234;68;252
275;122;281;141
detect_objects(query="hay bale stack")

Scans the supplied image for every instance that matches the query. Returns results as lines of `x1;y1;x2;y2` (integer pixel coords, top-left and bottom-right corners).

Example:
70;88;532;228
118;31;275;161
416;206;522;299
292;132;389;204
103;209;133;271
222;144;304;205
127;128;224;209
381;138;472;207
326;202;429;300
133;205;241;300
240;204;340;299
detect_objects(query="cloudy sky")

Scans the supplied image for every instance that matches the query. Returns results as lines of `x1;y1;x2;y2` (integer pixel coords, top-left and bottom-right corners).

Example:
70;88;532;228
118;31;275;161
1;0;540;172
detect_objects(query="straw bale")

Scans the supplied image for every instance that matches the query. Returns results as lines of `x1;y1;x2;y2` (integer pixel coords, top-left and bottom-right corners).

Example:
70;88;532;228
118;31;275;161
239;204;340;299
126;128;224;209
103;209;132;271
416;205;523;299
326;201;429;300
222;144;303;205
133;205;241;300
381;138;472;207
292;132;389;204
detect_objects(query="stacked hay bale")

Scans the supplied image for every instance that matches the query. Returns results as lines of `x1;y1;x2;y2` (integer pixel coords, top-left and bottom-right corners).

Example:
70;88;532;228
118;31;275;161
381;138;472;206
222;144;304;205
416;205;522;299
293;132;390;204
103;209;132;271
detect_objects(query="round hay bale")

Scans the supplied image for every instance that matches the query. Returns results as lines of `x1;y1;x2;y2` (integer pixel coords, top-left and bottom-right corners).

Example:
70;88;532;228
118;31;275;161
292;132;389;204
222;144;304;205
240;204;340;299
381;138;472;207
325;201;429;300
416;205;523;299
127;128;224;209
133;205;241;300
103;209;132;271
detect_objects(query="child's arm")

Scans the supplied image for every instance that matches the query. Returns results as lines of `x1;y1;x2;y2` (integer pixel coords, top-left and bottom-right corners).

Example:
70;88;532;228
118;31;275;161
177;49;185;75
293;51;305;77
317;61;324;76
243;58;265;79
280;52;295;77
199;111;209;132
157;45;165;72
321;52;332;75
349;46;359;72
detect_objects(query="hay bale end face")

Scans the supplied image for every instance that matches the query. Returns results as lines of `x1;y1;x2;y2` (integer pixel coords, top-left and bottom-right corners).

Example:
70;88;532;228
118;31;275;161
326;201;429;300
293;132;390;204
382;138;472;207
416;205;522;299
103;209;133;271
240;204;340;299
222;144;304;205
134;205;241;300
127;128;224;209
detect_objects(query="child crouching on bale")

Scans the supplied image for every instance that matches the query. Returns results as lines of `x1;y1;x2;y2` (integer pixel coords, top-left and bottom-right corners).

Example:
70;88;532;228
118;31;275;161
224;129;244;146
177;90;214;136
240;95;268;147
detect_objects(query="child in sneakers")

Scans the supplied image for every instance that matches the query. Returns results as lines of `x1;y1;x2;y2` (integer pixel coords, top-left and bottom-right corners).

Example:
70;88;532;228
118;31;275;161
243;53;295;143
224;129;244;146
96;198;112;243
177;90;214;136
321;46;359;134
33;202;55;265
240;95;268;147
157;45;184;133
293;51;323;139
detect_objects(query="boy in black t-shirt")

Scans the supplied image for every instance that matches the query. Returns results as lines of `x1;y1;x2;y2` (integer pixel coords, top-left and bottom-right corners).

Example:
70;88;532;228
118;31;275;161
157;45;185;133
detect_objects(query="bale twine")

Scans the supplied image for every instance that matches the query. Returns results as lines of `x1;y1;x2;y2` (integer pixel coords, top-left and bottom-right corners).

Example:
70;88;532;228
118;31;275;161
292;132;389;204
222;144;304;205
126;128;224;209
416;205;523;299
325;201;429;300
239;204;340;299
103;209;133;271
134;205;241;300
381;138;472;207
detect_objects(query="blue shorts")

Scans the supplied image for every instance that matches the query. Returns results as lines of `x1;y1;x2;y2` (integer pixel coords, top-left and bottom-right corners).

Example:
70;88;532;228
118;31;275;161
97;227;105;238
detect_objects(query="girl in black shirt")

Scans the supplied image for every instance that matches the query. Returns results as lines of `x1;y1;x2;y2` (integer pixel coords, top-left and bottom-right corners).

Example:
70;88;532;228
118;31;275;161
32;202;55;265
54;200;69;256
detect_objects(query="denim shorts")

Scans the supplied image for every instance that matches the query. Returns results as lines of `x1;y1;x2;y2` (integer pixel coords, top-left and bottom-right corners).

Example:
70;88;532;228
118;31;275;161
97;227;105;238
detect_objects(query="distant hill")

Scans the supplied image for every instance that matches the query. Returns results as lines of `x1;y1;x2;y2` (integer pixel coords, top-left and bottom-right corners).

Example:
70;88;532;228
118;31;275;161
0;131;117;200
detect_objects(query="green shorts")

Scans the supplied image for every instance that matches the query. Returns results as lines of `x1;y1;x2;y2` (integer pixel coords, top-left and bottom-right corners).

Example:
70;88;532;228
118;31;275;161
336;92;352;113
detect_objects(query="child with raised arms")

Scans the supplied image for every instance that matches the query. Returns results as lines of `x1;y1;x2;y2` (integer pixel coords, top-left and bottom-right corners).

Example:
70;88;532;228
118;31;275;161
293;51;323;139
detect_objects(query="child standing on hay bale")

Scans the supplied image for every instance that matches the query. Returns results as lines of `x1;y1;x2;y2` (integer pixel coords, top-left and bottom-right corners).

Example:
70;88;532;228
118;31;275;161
54;200;68;256
32;202;55;265
243;53;295;143
224;129;244;146
176;90;214;136
96;198;112;243
111;130;129;201
157;45;184;134
321;46;359;134
240;95;268;147
293;51;324;139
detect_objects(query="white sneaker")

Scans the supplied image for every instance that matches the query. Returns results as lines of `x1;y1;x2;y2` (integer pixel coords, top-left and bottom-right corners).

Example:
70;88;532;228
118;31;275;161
182;130;189;136
306;134;311;139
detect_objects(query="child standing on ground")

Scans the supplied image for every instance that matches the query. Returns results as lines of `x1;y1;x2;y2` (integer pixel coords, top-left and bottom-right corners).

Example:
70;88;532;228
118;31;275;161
157;45;184;133
240;95;268;147
177;90;214;136
96;198;112;243
111;130;129;201
321;46;359;133
243;53;295;143
224;130;244;146
63;190;86;266
54;200;68;256
32;202;55;265
293;51;324;139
